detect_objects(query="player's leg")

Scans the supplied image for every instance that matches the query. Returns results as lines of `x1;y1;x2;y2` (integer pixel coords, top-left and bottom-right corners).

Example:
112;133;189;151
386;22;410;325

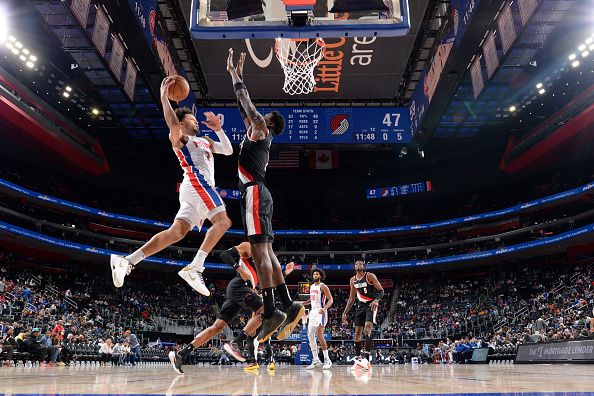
317;325;332;369
269;243;304;341
110;219;191;287
224;291;263;362
169;317;230;374
179;202;229;296
252;242;286;342
306;322;321;369
363;320;374;361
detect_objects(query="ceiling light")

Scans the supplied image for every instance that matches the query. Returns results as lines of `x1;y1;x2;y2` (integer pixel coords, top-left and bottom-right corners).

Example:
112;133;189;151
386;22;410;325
22;48;29;55
65;86;72;92
582;50;589;58
579;44;586;51
536;82;543;89
509;106;516;112
10;47;18;55
15;41;22;49
568;53;576;60
29;55;37;62
92;108;100;115
18;54;26;61
25;61;34;68
63;91;70;98
572;60;580;68
538;88;545;95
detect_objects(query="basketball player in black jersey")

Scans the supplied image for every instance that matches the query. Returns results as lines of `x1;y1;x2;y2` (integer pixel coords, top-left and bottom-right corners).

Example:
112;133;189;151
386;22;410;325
227;49;304;343
342;260;384;370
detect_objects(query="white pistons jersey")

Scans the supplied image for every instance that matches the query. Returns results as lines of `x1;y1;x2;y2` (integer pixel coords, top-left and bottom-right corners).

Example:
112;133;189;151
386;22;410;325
310;283;327;311
175;136;216;188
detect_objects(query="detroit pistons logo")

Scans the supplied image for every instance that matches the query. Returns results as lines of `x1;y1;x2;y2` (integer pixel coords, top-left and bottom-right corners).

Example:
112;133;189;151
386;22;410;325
330;114;350;135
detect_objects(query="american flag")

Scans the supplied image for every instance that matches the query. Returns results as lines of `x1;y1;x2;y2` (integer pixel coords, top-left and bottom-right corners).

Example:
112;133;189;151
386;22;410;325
268;149;300;169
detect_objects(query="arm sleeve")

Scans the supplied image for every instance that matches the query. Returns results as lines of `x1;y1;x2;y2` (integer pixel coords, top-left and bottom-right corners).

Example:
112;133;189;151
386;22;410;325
220;246;240;269
213;130;233;155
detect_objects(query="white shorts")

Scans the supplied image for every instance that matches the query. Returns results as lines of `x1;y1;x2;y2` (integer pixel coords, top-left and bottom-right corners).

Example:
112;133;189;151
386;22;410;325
308;311;328;328
175;181;226;231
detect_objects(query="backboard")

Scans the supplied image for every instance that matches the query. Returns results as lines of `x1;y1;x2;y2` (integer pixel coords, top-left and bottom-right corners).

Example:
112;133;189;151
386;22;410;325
190;0;410;39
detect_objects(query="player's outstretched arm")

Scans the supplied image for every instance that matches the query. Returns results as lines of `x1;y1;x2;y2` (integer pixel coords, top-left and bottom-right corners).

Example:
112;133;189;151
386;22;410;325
201;112;232;155
160;77;182;145
227;48;268;140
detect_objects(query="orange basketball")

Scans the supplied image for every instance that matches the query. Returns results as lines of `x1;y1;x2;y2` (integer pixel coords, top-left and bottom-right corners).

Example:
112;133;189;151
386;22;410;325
167;75;190;102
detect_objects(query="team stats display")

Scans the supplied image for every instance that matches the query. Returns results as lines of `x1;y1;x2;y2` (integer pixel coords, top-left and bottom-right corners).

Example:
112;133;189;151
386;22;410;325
199;107;411;144
367;181;432;199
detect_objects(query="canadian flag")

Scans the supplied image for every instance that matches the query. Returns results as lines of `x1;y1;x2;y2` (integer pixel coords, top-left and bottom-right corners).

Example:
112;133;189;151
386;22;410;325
308;150;340;170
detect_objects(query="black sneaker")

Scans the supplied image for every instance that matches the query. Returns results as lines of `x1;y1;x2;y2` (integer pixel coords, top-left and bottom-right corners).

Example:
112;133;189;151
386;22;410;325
257;309;287;343
168;351;184;375
276;302;305;341
223;342;246;362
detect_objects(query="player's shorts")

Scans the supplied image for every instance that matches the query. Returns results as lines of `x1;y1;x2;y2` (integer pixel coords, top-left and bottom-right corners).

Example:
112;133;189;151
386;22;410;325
308;310;328;328
354;303;377;326
217;277;263;323
175;178;226;231
240;182;274;244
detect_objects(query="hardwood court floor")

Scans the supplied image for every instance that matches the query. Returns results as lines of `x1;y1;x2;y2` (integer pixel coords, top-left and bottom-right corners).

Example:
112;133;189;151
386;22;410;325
1;363;593;395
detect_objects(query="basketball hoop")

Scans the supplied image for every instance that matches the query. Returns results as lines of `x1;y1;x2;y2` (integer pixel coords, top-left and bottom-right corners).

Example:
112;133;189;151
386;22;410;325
274;38;325;95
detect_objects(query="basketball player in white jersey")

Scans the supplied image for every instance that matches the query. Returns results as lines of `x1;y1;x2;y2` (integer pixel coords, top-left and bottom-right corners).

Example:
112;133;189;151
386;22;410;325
109;76;233;296
300;269;333;370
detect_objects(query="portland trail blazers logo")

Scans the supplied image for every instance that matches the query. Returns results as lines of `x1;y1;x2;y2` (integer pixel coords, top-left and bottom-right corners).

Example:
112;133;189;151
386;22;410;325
330;114;350;135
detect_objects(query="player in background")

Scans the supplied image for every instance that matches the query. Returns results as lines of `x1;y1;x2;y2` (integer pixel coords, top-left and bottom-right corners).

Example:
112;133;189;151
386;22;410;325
110;77;233;296
342;260;384;370
227;49;304;342
300;268;333;370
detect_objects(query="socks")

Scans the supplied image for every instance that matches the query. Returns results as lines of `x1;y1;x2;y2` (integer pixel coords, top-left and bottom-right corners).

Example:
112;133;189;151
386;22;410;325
355;341;363;357
364;335;372;360
178;343;195;359
275;283;292;310
262;288;275;318
233;331;248;345
323;349;330;362
188;250;208;272
125;250;145;265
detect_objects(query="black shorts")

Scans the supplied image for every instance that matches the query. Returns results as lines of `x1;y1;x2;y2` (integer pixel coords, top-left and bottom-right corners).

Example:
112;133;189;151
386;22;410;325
240;183;274;244
217;277;263;323
354;303;375;327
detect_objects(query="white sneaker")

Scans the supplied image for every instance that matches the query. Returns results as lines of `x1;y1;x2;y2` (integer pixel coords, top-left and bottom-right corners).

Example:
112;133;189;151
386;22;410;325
322;360;332;370
356;358;371;371
306;360;322;370
178;266;210;296
110;255;133;288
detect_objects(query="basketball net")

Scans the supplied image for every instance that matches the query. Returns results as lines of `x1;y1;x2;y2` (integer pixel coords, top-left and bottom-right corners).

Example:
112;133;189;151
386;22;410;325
275;38;325;95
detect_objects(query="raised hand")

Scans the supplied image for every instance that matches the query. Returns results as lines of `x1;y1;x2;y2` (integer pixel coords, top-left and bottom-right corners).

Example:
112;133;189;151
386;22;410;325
237;52;246;78
201;111;222;131
227;48;236;73
160;76;175;99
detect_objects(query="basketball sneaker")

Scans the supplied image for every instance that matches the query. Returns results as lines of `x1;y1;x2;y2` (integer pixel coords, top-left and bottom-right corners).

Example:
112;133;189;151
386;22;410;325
322;360;332;370
268;361;275;371
356;357;371;371
306;360;322;370
276;302;305;341
168;351;184;375
244;362;259;371
110;255;133;288
223;342;246;362
178;266;210;296
257;309;287;343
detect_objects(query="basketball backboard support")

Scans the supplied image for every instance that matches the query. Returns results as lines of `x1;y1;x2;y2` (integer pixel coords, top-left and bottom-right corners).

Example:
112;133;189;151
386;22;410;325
189;0;410;39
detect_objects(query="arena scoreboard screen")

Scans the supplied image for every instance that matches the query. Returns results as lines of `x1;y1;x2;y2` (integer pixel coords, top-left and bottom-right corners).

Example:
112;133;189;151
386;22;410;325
298;282;311;300
200;107;411;144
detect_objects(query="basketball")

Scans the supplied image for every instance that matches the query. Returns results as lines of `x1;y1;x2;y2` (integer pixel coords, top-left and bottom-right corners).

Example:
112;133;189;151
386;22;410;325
167;75;190;102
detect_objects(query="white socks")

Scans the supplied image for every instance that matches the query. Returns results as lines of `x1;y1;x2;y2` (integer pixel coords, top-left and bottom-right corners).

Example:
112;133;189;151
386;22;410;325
125;250;145;265
188;250;208;272
323;349;330;362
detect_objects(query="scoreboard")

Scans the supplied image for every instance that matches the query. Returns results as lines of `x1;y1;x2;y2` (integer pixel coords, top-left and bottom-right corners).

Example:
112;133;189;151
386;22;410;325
199;107;411;144
367;181;432;199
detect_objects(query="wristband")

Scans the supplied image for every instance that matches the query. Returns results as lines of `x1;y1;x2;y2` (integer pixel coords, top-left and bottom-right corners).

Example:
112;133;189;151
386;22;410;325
234;82;247;92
